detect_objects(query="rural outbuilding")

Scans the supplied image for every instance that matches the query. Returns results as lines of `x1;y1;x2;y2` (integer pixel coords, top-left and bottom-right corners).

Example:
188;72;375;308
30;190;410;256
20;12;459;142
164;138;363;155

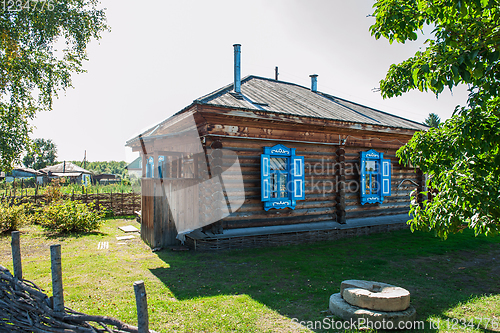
39;162;93;185
126;45;428;250
4;167;44;185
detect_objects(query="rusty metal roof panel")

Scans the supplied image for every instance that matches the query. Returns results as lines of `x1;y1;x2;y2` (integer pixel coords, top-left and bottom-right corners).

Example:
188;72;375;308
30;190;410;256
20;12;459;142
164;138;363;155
197;76;427;131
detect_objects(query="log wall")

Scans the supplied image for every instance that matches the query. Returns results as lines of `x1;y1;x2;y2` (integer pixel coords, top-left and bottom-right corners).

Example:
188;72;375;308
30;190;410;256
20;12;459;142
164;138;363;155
205;130;421;228
206;136;338;230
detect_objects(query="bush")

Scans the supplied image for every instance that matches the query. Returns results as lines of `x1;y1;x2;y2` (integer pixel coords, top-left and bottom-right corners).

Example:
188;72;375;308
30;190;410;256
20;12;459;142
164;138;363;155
37;200;104;233
0;200;31;232
45;179;64;202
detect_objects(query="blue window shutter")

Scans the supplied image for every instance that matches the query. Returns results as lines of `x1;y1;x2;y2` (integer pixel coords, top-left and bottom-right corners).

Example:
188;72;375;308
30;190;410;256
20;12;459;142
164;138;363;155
291;156;305;200
381;158;392;197
261;154;271;202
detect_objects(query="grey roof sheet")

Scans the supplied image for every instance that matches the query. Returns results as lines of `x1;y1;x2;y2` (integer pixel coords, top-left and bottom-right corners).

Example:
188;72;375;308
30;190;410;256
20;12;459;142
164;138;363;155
12;167;43;176
196;76;428;131
39;162;92;174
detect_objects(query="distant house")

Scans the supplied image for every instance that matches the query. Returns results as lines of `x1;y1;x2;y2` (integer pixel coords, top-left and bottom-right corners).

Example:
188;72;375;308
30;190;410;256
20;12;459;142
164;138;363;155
39;161;93;185
4;167;44;184
125;157;142;180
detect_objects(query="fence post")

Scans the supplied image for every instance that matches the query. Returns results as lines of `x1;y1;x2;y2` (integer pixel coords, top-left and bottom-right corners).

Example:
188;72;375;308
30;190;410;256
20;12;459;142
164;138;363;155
133;280;149;333
11;231;22;280
121;189;124;216
132;192;135;216
96;188;100;211
50;244;64;313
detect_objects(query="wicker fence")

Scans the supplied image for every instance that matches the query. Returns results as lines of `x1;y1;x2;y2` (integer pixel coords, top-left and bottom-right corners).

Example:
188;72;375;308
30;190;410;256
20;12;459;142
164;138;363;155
1;191;141;217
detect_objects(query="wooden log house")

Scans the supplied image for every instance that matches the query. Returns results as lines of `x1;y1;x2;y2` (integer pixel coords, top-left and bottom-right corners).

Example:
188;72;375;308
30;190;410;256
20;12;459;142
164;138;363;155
126;44;428;250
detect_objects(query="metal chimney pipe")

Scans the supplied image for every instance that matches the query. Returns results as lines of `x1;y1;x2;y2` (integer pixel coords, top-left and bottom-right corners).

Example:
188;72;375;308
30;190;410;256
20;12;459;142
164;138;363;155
310;74;318;92
233;44;241;94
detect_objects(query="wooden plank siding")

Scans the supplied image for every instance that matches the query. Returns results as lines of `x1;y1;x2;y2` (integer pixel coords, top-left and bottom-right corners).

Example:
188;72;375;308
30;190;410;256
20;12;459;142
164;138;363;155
141;178;199;247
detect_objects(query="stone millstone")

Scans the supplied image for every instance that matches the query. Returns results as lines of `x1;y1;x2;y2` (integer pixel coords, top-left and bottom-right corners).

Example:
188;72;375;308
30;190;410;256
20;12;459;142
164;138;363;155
329;293;416;328
341;279;410;312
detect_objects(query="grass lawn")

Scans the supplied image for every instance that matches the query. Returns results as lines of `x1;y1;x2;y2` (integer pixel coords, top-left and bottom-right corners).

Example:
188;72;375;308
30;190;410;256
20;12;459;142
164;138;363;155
0;218;499;332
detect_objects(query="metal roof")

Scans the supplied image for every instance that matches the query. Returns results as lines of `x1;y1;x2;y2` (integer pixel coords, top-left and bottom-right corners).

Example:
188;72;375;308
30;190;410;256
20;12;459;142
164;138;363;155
127;76;427;145
39;162;92;175
196;76;427;131
11;167;43;176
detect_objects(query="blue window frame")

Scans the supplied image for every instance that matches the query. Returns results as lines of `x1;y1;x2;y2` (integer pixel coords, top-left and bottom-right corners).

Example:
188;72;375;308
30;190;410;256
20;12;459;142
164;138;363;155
157;155;165;178
261;144;305;211
146;156;154;178
360;149;392;205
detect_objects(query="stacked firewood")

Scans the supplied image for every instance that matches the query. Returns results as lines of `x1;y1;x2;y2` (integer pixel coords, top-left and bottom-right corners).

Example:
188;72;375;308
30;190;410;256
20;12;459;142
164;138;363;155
0;265;147;333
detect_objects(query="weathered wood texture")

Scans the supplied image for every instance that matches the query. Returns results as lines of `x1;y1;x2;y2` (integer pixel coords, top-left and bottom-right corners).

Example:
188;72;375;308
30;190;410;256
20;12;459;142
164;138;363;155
141;178;199;248
136;105;423;244
50;244;64;313
207;136;338;230
11;231;22;280
343;144;420;219
133;281;149;333
1;259;158;332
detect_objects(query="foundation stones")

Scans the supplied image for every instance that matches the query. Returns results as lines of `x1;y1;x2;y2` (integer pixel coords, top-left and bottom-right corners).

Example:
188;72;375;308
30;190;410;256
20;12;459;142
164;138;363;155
329;280;416;328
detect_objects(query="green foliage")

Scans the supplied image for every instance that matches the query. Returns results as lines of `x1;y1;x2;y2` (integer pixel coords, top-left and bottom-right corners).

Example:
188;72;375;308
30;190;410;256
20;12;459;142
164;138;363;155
370;0;500;101
423;113;441;128
71;161;129;179
44;178;64;202
36;200;104;233
0;199;31;232
371;0;500;238
0;0;109;171
400;102;500;238
23;138;57;170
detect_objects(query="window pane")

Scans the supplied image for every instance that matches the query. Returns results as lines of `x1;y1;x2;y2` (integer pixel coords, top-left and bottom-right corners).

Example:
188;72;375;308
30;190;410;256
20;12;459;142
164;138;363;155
280;173;288;198
271;173;278;198
270;157;287;170
371;175;378;192
365;161;376;172
365;175;370;195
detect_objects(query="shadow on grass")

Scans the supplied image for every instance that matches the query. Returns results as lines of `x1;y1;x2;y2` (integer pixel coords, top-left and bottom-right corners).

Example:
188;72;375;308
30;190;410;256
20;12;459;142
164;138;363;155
150;229;500;332
0;228;107;241
42;230;108;240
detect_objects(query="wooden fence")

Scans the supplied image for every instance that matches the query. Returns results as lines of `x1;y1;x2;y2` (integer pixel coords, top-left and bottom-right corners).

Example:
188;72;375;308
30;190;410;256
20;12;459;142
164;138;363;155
1;191;141;217
3;231;156;332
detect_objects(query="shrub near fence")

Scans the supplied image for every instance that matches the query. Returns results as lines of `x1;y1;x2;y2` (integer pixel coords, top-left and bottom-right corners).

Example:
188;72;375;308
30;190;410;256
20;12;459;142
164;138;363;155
1;191;141;217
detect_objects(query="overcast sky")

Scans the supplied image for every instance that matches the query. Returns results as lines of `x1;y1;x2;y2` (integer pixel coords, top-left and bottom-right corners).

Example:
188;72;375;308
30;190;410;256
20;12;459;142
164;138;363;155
31;0;469;163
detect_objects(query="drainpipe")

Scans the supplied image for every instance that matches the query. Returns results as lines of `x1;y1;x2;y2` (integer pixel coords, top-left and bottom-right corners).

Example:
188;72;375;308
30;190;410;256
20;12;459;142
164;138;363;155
233;44;241;94
310;74;318;92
